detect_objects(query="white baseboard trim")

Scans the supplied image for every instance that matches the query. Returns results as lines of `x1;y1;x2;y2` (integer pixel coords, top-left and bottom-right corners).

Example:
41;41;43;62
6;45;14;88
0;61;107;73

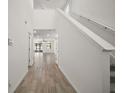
11;69;28;93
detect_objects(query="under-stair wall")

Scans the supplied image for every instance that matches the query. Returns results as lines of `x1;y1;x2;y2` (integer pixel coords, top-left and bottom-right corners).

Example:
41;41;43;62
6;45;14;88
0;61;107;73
55;9;114;93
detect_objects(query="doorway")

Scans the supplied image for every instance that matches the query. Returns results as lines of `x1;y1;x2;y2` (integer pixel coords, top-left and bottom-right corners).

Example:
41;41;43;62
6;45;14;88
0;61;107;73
33;29;58;64
28;32;33;67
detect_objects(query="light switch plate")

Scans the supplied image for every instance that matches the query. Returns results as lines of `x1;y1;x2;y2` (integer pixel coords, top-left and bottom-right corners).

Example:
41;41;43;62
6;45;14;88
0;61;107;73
8;38;13;46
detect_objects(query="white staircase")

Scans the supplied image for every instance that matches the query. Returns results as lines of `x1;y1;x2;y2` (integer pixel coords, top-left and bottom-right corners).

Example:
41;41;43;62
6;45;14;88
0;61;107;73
110;54;115;93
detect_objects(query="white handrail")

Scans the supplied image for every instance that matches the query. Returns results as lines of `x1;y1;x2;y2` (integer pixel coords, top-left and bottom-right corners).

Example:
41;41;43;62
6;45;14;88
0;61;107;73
56;9;114;52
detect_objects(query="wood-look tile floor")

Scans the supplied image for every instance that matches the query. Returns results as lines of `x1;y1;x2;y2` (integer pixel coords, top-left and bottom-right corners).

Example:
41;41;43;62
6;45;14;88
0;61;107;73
15;53;77;93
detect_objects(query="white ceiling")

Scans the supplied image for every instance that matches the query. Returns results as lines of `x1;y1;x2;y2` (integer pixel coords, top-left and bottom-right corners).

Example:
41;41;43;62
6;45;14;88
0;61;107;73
33;0;68;9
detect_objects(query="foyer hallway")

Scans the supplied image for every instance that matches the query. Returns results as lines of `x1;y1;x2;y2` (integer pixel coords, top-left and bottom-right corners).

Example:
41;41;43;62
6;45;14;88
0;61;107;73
15;53;77;93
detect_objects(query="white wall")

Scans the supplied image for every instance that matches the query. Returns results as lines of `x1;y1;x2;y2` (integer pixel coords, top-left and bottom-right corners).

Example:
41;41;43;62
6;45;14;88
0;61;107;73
54;39;58;57
56;10;110;93
33;9;56;29
33;0;67;9
8;0;33;93
70;0;115;29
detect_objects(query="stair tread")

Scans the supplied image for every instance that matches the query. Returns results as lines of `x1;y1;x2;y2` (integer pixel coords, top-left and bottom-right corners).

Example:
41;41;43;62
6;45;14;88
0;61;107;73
110;71;115;77
110;65;115;71
110;54;115;66
110;83;115;91
110;76;115;83
110;91;115;93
